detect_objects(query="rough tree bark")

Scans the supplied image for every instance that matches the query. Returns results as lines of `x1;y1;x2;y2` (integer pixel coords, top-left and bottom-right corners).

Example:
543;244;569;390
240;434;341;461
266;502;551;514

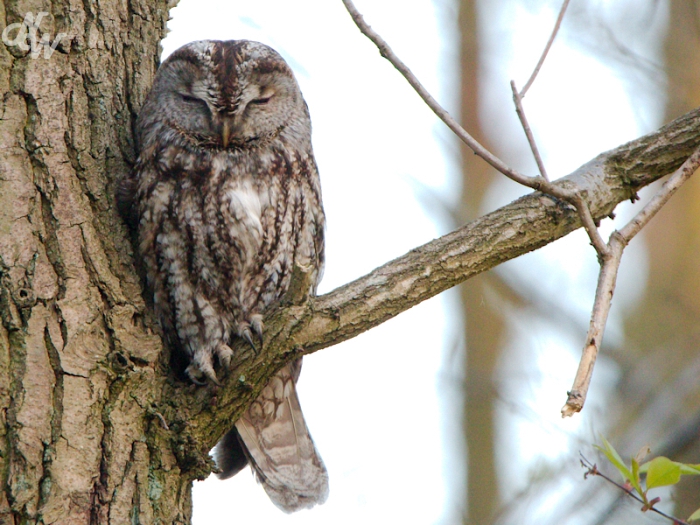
1;1;700;523
0;0;179;522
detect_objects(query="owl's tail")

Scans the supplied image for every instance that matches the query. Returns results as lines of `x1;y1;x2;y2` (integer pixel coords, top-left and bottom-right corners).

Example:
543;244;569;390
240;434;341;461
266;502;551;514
217;360;329;513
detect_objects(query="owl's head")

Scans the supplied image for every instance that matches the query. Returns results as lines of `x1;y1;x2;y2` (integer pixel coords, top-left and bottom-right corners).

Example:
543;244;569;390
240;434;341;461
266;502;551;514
137;40;310;152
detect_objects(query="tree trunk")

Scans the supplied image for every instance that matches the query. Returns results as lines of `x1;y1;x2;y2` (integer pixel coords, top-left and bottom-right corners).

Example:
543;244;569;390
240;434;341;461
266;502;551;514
0;1;191;522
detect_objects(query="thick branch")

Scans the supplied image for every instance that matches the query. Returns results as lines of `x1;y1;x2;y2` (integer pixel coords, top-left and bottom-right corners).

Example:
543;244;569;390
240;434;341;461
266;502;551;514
177;108;700;452
281;108;700;355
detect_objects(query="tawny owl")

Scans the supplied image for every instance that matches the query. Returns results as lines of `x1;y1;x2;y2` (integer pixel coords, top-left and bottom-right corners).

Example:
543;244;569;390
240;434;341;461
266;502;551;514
118;39;328;512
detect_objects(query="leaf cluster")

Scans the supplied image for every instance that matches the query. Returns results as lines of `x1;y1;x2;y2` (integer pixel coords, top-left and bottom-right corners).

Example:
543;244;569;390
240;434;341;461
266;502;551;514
596;436;700;522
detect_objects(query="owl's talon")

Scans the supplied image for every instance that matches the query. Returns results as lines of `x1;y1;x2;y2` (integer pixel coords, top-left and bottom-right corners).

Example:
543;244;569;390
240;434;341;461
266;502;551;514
251;316;264;348
186;361;221;386
241;327;259;354
216;343;234;369
204;367;222;386
185;364;207;385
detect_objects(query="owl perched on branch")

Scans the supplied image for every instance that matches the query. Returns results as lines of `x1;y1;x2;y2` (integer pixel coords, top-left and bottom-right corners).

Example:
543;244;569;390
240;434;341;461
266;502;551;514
118;39;328;512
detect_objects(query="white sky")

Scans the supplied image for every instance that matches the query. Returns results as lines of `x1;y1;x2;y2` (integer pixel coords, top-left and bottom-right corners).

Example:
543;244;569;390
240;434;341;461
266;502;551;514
161;1;668;523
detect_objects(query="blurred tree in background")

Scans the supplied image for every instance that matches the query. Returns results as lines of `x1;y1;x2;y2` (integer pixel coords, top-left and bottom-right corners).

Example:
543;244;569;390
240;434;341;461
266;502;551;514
458;0;504;522
456;1;700;523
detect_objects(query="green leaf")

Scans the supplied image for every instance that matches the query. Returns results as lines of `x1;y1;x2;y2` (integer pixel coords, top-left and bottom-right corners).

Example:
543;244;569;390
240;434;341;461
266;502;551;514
629;458;643;496
595;435;633;483
679;464;700;476
688;507;700;521
645;456;681;489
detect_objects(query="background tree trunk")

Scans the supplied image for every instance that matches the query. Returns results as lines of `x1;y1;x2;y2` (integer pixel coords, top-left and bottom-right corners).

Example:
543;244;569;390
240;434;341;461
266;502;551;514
458;0;503;522
620;0;700;516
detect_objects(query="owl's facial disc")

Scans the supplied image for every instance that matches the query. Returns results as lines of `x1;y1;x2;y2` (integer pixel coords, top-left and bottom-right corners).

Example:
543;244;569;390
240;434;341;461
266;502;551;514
142;39;308;152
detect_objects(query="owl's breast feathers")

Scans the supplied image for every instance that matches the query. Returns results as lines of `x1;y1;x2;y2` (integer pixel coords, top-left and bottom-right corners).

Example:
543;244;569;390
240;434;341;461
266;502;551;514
136;140;324;332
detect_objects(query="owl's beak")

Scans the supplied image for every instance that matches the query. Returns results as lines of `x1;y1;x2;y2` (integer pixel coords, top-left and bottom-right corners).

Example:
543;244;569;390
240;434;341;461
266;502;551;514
221;120;231;148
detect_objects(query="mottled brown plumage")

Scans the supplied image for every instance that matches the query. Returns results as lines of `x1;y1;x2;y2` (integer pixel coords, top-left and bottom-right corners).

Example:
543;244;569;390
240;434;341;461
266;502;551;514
119;40;328;512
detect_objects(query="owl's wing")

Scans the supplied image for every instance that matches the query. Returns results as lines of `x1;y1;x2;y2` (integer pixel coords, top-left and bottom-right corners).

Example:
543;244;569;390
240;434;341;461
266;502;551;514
214;426;249;479
115;171;139;232
229;360;329;512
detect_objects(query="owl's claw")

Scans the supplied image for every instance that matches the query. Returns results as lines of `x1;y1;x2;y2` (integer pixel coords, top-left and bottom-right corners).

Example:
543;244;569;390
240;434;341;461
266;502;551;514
186;358;221;386
241;327;259;354
216;343;234;369
186;368;208;386
251;316;264;348
238;315;263;354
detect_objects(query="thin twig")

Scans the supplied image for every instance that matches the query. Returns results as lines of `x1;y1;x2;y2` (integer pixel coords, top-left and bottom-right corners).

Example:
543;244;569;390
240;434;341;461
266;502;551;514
562;147;700;416
342;0;700;420
570;193;610;257
508;0;614;258
511;80;550;181
340;0;538;187
342;0;613;257
562;241;622;417
510;0;572;182
520;0;572;97
580;454;690;525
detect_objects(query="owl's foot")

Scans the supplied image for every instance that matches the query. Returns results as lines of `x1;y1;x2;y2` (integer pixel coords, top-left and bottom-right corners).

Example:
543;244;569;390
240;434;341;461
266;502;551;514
186;343;234;385
251;315;264;343
236;314;264;354
215;342;234;369
186;360;219;386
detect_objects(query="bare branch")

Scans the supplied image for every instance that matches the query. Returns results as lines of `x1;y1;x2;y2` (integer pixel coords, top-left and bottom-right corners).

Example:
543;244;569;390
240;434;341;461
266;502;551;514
562;145;700;416
183;107;700;449
340;0;539;187
520;0;572;97
562;237;623;417
511;80;550;181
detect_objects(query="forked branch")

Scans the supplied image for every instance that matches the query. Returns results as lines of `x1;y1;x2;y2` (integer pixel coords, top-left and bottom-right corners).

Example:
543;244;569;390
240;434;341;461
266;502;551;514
562;146;700;416
188;108;700;448
341;0;699;417
340;0;537;188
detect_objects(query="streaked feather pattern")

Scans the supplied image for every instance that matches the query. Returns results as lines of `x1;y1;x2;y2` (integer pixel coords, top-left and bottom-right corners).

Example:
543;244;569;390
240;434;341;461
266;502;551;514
120;39;328;512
